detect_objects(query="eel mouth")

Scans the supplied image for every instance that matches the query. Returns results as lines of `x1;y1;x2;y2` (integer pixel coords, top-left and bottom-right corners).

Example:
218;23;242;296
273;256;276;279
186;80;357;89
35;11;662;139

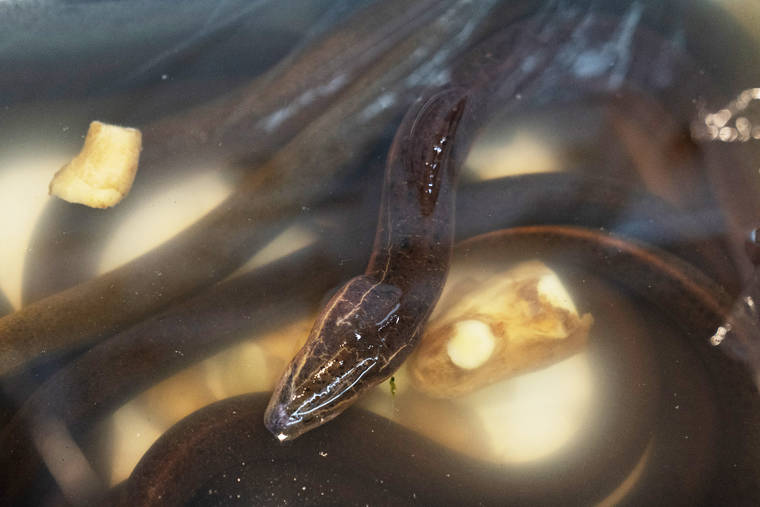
264;356;379;442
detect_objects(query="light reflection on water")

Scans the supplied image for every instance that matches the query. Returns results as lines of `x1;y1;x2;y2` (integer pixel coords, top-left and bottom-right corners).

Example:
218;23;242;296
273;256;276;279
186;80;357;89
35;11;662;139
462;353;594;464
97;170;233;275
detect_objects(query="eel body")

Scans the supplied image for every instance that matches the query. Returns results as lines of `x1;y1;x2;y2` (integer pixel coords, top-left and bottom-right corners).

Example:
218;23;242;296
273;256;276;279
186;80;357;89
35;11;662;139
263;3;755;440
264;89;468;440
120;227;760;505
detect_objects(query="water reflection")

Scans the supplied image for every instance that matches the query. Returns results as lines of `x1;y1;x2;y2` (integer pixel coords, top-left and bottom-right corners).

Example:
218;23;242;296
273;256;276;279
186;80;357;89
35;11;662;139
464;129;562;181
98;170;232;274
693;87;760;142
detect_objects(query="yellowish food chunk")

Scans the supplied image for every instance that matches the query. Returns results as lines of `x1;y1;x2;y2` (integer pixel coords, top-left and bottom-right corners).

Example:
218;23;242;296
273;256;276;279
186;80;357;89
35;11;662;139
49;121;142;208
409;261;593;398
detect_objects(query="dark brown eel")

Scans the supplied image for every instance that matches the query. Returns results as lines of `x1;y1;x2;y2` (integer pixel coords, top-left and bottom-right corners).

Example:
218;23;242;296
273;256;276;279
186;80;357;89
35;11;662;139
265;89;469;440
0;174;737;505
117;227;760;506
261;2;751;439
0;0;511;377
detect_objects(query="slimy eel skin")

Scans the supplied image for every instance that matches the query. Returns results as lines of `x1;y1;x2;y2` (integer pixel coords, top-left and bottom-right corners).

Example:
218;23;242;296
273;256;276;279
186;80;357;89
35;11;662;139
263;3;754;440
265;89;469;440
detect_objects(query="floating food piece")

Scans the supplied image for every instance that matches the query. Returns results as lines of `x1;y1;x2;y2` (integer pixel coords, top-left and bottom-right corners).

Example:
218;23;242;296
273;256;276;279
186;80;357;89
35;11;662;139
49;121;142;208
409;261;593;398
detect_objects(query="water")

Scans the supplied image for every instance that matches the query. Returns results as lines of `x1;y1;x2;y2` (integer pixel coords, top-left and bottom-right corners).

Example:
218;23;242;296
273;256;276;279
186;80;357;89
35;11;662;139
1;0;760;505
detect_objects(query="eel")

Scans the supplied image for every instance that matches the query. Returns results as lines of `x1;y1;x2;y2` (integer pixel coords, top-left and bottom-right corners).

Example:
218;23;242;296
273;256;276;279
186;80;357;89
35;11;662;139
19;0;458;304
262;2;750;440
117;225;760;505
3;1;760;504
265;89;470;440
0;0;508;377
0;174;734;505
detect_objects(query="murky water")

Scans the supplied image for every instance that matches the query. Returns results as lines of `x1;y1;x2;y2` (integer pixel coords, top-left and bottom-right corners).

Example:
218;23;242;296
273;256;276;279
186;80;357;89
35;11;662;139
2;0;760;505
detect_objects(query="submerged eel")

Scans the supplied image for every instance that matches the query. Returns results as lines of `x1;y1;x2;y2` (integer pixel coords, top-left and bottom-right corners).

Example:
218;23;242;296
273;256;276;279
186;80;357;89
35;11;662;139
265;89;469;440
120;228;760;505
0;0;500;377
263;4;753;439
5;3;760;504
